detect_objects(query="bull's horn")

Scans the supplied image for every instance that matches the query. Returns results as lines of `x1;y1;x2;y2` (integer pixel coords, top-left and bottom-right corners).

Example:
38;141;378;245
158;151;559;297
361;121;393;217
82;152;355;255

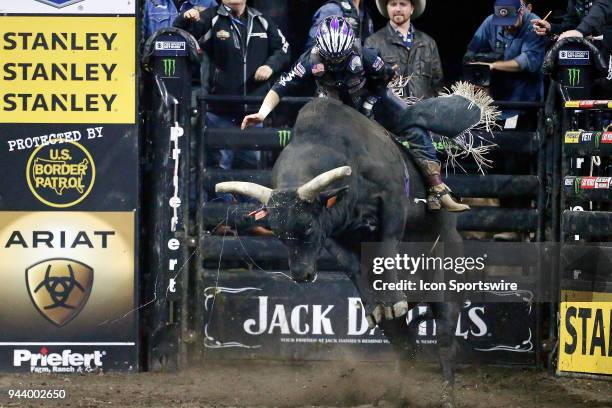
297;166;352;202
215;182;272;205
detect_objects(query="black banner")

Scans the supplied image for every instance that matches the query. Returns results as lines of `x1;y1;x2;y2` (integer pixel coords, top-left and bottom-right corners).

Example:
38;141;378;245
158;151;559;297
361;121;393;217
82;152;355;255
202;271;536;365
0;124;137;211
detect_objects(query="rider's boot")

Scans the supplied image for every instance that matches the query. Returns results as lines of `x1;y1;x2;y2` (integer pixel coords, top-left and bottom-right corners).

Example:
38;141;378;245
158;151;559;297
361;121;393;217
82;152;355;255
416;159;470;212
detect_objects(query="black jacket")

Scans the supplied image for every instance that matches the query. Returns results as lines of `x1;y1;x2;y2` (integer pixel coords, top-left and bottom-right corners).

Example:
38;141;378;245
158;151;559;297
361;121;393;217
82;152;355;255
551;0;595;34
577;0;612;52
364;23;444;99
174;5;291;111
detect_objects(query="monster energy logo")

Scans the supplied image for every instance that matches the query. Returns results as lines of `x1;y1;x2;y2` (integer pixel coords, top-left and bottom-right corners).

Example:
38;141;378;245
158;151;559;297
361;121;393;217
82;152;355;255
594;132;602;149
278;130;292;147
574;177;582;195
163;59;176;77
567;68;581;87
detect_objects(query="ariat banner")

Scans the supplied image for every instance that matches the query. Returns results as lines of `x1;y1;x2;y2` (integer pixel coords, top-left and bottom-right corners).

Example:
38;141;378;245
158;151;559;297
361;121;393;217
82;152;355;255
0;16;135;124
0;211;137;372
0;0;135;15
558;290;612;376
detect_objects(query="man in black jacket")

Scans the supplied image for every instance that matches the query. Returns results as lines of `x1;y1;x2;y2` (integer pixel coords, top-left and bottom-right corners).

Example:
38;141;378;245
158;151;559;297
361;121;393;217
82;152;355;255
365;0;444;99
532;1;596;36
174;0;291;173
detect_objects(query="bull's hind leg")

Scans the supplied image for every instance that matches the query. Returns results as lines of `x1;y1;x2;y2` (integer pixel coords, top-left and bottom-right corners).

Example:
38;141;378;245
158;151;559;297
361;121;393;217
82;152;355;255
431;302;461;408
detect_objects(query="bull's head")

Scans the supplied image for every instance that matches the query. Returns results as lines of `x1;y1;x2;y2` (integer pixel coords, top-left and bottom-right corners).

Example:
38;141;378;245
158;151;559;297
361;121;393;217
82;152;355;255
216;166;352;283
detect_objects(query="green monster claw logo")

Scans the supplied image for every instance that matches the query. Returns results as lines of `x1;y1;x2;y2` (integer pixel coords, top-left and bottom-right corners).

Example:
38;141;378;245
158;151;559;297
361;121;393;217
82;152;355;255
574;177;582;195
567;68;581;87
278;130;292;147
594;132;602;149
163;59;176;77
433;141;445;151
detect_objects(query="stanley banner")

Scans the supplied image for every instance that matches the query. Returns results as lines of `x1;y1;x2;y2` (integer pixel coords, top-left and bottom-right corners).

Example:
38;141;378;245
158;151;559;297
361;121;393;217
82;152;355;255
0;16;135;124
0;212;137;372
559;290;612;376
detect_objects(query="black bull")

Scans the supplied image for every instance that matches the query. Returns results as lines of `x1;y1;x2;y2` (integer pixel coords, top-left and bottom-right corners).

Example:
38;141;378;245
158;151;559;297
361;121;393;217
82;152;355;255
217;97;462;407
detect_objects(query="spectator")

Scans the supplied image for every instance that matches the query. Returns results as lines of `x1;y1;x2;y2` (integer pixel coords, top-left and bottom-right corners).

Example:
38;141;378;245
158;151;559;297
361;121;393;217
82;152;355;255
174;0;290;177
465;0;547;116
253;0;290;42
143;0;217;40
365;0;443;99
531;1;596;37
305;0;374;49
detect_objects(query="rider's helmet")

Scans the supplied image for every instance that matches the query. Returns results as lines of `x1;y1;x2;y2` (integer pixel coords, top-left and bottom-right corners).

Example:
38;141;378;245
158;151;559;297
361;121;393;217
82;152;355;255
315;16;355;65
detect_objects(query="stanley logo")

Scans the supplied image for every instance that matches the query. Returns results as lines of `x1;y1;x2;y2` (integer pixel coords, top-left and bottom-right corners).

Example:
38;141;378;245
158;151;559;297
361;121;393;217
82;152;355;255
568;68;581;87
278;130;292;147
163;59;176;77
26;258;94;327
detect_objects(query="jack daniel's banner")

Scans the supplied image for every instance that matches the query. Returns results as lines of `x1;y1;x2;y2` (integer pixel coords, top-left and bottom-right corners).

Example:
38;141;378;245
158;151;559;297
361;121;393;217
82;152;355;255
202;271;536;365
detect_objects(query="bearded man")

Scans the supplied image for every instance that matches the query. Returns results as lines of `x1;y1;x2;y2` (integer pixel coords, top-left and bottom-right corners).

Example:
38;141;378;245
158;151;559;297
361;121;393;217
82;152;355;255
365;0;444;99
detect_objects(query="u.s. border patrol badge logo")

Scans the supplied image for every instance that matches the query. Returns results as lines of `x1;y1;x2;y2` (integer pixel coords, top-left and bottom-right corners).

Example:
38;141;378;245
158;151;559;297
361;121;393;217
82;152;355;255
34;0;84;8
26;258;94;327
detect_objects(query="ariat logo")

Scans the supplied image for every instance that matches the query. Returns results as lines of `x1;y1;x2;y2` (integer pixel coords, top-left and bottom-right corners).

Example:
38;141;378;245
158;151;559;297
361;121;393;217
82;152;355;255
163;58;176;77
278;130;292;147
26;258;94;327
568;68;581;87
26;141;95;208
34;0;84;8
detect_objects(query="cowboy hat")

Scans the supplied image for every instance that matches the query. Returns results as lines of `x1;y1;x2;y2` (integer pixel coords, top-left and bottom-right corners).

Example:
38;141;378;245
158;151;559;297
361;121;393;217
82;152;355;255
375;0;426;19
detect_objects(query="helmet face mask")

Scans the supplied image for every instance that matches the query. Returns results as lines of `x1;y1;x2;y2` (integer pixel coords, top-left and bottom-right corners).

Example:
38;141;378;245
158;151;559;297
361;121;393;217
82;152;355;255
315;16;355;65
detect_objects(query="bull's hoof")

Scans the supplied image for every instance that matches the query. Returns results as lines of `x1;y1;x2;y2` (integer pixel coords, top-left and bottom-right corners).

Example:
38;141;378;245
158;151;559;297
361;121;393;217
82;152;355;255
366;301;410;329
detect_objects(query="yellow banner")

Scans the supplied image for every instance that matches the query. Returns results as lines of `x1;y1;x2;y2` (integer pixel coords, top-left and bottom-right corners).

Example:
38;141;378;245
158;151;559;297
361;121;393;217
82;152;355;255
558;290;612;376
0;17;135;124
0;211;134;332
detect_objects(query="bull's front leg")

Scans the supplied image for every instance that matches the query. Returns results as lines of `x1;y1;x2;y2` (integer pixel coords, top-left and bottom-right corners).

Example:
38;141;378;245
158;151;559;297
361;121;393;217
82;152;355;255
323;239;377;310
361;238;410;328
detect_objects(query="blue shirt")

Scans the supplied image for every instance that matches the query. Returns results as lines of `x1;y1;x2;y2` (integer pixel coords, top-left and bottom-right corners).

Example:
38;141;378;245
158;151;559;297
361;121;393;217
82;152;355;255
467;11;546;105
143;0;218;39
393;24;414;50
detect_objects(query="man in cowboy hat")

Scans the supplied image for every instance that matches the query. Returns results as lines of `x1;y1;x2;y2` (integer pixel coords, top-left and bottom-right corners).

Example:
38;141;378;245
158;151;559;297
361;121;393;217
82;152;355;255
365;0;444;99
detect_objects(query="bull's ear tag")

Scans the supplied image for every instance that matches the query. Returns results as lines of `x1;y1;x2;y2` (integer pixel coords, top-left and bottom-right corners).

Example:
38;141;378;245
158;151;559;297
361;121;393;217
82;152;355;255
326;196;337;208
248;208;268;220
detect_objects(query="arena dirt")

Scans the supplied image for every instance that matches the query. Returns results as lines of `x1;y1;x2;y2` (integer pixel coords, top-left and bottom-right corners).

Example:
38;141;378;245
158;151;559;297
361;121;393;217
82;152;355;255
0;360;610;408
